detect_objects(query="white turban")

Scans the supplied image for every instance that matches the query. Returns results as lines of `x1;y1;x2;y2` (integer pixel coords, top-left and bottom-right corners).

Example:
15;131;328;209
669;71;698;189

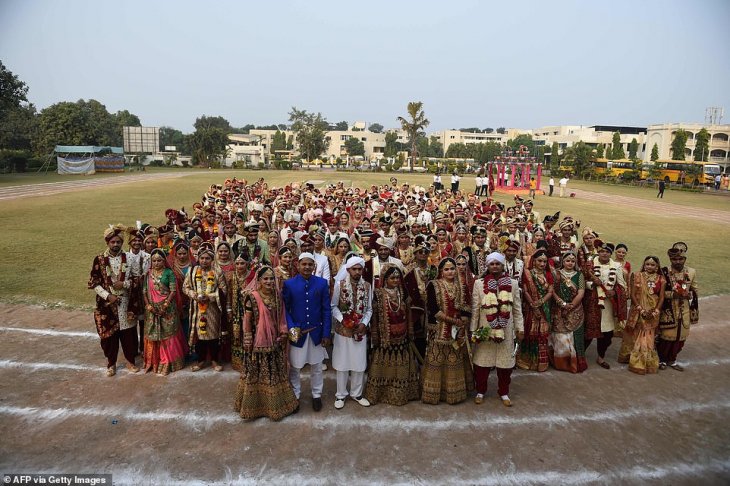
335;256;365;282
486;252;506;266
298;252;315;262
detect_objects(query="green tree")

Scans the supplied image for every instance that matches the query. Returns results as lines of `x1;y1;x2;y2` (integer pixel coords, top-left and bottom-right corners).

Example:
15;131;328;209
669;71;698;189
628;137;639;160
159;126;185;151
34;100;94;154
189;126;228;167
496;127;506;134
563;141;593;176
694;128;710;162
397;101;430;171
596;143;605;158
0;61;29;117
484;127;494;133
670;129;688;160
0;103;37;151
429;136;444;157
470;142;502;163
446;142;468;158
369;123;383;133
506;134;535;154
344;136;365;156
650;143;659;161
194;115;232;133
112;109;141;146
288;107;330;161
611;132;625;159
271;130;287;154
334;121;349;131
384;131;398;158
286;135;294;150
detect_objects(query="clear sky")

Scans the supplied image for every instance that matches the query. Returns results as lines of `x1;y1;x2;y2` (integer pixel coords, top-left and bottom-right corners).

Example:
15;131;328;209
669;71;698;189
1;0;728;133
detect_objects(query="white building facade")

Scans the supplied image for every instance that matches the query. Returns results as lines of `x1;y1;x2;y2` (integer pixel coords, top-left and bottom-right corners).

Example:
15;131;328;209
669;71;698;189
644;123;730;167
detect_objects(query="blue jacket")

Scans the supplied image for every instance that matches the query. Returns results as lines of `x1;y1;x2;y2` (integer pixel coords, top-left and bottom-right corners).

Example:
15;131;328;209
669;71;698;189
283;274;332;348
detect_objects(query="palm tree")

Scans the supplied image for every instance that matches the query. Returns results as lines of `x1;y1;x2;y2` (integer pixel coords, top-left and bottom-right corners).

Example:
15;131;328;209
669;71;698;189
397;101;429;171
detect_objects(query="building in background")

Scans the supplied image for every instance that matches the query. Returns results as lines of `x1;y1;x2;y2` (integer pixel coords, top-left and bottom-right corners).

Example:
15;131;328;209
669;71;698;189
226;133;266;167
530;125;647;160
429;129;515;155
644;123;729;168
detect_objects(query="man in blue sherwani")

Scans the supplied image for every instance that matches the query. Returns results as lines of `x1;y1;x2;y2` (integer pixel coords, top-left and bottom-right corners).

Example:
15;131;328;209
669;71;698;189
283;252;332;412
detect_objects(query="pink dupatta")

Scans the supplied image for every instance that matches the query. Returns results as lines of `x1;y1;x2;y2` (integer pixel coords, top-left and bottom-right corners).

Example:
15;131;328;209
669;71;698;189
250;290;287;348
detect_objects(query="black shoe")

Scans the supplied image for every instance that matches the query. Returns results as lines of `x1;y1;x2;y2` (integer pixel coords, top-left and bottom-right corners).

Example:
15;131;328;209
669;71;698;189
312;397;322;412
292;404;300;415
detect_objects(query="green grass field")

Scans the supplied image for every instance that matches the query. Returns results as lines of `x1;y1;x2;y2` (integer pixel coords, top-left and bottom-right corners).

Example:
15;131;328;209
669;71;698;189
569;179;730;212
0;168;728;310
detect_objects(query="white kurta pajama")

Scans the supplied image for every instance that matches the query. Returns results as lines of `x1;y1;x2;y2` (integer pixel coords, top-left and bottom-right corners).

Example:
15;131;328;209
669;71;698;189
331;277;372;400
469;281;524;369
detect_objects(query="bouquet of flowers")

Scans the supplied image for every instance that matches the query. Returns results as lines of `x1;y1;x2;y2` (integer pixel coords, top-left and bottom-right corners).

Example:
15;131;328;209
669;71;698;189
343;311;364;341
672;273;690;299
471;326;491;343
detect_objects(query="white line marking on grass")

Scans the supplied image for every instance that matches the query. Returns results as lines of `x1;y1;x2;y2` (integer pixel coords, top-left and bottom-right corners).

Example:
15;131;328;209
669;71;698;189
1;400;728;431
0;327;98;338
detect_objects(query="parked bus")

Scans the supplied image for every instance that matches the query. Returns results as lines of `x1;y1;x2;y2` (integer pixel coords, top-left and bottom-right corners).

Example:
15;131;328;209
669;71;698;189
651;160;722;185
594;158;638;178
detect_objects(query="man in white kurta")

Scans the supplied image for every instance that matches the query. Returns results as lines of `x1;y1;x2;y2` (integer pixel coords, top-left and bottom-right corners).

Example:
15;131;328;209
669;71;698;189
470;252;524;406
331;257;372;409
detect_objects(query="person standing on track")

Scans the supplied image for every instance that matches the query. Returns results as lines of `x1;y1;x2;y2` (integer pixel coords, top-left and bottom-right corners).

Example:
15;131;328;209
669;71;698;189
330;257;372;409
88;225;140;377
283;252;332;412
657;243;698;371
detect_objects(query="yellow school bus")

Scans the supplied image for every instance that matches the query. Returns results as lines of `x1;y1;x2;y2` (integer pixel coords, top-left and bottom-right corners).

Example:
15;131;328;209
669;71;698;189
594;158;638;177
652;160;722;185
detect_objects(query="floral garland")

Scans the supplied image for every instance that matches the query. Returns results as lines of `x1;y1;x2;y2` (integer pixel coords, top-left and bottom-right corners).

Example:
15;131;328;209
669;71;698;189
480;273;513;341
338;278;367;341
669;269;691;299
194;267;217;336
104;252;127;295
592;256;617;309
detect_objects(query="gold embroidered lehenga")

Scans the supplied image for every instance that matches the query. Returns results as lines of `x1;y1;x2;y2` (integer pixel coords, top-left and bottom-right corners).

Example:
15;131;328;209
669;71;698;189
364;287;420;405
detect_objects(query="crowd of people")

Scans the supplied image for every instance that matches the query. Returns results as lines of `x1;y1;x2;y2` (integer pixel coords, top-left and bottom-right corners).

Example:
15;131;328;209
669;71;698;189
89;176;699;421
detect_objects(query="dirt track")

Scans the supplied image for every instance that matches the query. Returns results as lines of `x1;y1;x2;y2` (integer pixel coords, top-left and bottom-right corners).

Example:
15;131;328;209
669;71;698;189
1;297;729;485
0;172;197;201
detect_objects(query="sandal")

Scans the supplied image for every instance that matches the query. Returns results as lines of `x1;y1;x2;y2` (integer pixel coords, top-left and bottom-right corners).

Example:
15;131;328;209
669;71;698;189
191;363;201;372
126;363;140;373
106;367;116;377
659;362;667;370
669;363;684;372
597;359;611;370
213;364;223;372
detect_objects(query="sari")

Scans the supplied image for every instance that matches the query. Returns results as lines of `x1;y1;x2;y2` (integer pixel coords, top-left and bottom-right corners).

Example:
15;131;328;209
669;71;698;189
517;268;553;372
233;290;299;421
625;272;664;374
143;268;188;374
550;270;586;373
